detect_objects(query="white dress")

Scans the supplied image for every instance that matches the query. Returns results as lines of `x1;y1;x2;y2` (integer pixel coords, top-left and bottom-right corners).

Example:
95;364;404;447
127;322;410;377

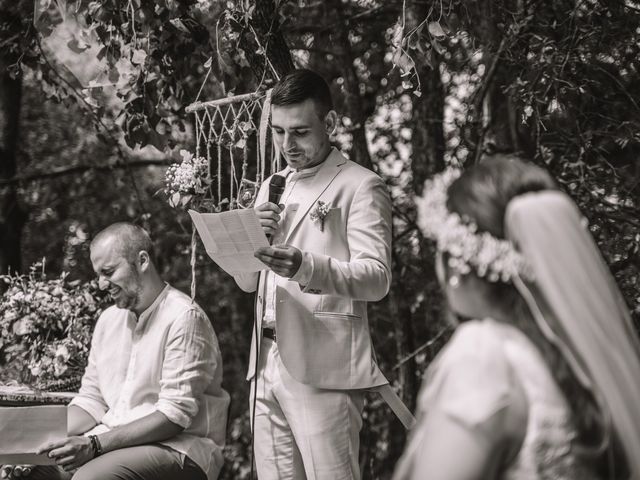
393;318;598;479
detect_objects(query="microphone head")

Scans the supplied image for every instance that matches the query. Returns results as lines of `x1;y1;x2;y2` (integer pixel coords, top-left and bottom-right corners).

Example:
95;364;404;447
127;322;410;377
269;174;286;193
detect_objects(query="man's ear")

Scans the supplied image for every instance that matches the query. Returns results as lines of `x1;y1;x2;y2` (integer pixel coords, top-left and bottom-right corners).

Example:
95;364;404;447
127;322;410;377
325;110;338;136
138;250;151;273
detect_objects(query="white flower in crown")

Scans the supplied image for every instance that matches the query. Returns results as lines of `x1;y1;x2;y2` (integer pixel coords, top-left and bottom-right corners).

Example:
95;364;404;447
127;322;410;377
416;167;534;283
309;201;331;232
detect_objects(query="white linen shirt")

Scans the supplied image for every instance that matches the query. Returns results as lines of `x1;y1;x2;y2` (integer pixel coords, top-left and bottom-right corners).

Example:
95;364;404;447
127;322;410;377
69;284;229;480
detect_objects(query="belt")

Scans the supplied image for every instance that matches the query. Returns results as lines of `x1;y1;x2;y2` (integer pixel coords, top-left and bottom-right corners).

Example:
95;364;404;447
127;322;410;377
262;327;276;342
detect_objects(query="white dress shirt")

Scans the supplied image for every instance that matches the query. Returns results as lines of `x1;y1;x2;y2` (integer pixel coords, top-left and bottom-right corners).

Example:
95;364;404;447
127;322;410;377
69;284;229;480
262;164;320;328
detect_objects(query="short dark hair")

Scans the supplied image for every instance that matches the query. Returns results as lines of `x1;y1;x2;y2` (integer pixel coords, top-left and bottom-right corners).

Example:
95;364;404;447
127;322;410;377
91;222;156;267
271;69;333;117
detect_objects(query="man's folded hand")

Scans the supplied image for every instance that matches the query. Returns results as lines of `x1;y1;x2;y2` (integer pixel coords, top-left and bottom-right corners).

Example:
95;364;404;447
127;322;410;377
37;436;94;472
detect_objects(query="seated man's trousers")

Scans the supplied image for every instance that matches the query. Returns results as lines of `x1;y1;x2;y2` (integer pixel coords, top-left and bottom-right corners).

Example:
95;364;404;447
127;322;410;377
25;444;206;480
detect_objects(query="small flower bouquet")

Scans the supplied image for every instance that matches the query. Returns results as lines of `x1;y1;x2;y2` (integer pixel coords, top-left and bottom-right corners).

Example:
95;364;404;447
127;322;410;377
0;263;108;391
164;149;211;209
309;201;331;231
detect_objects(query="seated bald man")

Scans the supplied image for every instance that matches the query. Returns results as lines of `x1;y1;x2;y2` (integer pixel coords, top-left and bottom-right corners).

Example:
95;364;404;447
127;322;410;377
4;223;229;480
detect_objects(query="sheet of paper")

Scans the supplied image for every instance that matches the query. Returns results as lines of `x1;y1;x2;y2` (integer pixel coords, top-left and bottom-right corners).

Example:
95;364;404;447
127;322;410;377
189;209;270;276
0;405;67;465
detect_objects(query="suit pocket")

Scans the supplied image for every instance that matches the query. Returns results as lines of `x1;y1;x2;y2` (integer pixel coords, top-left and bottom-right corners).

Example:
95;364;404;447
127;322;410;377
320;208;347;256
310;312;359;376
323;207;342;229
313;311;361;321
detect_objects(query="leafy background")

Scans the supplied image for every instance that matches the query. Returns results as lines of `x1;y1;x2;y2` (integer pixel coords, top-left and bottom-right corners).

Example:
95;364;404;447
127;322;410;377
1;0;639;478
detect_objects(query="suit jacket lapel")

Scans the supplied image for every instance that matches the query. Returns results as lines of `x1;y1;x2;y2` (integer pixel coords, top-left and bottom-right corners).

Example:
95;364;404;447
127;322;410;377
284;148;346;243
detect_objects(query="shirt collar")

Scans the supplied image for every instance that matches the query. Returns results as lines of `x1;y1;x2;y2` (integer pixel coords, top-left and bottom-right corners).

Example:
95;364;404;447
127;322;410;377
131;283;170;328
285;159;325;181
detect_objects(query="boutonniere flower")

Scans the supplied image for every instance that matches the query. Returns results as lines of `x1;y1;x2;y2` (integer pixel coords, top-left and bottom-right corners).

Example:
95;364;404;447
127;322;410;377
309;201;331;232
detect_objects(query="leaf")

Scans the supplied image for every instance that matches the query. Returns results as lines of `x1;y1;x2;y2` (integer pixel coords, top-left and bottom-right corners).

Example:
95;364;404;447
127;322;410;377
131;49;147;65
169;18;190;34
67;36;90;54
391;20;404;47
391;48;415;75
180;194;193;207
204;57;212;69
170;192;181;208
428;21;447;39
155;120;169;135
430;38;446;55
83;94;100;109
108;67;120;84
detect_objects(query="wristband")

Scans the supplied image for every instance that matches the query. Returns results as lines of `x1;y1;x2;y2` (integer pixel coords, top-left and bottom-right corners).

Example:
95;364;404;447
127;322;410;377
88;434;103;457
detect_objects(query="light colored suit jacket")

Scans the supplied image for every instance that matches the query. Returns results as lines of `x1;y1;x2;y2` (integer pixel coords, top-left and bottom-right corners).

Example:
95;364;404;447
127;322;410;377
235;148;392;390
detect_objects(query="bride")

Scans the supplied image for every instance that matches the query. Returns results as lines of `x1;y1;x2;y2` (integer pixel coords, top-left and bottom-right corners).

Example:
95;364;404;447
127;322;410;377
393;155;640;479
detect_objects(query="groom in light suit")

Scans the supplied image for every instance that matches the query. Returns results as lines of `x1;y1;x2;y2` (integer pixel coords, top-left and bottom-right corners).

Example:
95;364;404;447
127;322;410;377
234;69;392;480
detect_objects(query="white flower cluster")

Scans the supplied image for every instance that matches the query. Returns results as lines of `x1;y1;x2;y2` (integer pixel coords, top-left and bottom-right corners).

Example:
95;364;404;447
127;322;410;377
165;149;209;196
416;168;533;283
310;201;331;232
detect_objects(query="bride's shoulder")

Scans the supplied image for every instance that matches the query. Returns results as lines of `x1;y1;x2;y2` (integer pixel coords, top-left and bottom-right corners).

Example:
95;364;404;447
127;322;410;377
425;318;516;397
440;318;511;361
419;318;525;429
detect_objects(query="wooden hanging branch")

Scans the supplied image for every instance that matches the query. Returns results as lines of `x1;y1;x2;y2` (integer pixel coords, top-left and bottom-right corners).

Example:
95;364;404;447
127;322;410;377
0;158;171;186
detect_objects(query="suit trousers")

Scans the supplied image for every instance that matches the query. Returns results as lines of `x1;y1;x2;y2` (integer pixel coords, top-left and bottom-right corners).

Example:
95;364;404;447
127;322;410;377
250;337;365;480
18;445;206;480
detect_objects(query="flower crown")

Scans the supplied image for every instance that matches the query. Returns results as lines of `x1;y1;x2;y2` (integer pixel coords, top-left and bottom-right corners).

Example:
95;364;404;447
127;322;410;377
416;168;534;282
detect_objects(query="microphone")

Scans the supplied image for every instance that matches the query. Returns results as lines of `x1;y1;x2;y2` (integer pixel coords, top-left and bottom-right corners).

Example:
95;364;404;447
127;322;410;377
268;174;286;205
267;174;286;243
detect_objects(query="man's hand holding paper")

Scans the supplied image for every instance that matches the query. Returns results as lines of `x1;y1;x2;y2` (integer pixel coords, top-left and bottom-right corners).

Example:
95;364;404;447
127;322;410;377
254;201;304;278
254;245;302;278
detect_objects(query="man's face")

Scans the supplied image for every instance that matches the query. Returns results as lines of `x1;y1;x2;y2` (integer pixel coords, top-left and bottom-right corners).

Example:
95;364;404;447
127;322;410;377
90;238;143;312
271;98;332;170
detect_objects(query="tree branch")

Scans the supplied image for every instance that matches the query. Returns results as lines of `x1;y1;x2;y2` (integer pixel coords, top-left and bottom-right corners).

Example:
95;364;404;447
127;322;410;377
0;159;171;186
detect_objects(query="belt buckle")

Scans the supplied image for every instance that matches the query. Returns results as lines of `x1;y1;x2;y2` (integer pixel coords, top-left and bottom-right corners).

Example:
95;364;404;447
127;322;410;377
262;327;276;342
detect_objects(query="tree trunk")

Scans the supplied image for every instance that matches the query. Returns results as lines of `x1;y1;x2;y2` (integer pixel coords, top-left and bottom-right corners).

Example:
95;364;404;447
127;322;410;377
0;60;26;274
405;2;446;192
464;0;536;163
410;67;446;193
302;0;374;171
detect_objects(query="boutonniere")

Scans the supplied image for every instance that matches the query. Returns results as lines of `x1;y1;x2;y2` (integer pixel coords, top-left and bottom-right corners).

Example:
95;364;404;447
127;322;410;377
309;201;331;232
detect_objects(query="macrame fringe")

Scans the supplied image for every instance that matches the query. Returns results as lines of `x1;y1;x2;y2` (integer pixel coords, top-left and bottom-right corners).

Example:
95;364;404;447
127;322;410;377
190;226;197;301
184;90;281;299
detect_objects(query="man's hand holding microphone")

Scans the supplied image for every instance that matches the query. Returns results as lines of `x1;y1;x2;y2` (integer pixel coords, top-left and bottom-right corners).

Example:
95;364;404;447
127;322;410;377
254;175;303;278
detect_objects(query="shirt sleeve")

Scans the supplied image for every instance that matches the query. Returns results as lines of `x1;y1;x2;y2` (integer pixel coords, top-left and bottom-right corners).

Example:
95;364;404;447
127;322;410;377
290;251;314;286
69;320;109;422
155;308;219;429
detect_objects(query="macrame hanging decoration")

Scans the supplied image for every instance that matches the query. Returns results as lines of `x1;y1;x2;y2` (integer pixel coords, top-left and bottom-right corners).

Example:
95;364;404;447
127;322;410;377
184;90;281;299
